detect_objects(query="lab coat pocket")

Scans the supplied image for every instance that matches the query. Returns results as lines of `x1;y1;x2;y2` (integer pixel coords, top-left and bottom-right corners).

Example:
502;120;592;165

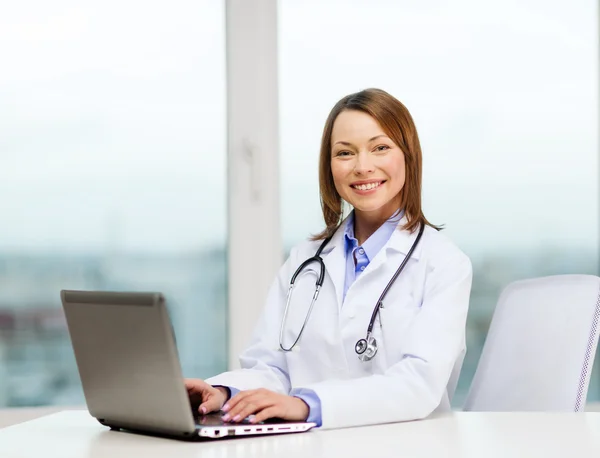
378;299;421;367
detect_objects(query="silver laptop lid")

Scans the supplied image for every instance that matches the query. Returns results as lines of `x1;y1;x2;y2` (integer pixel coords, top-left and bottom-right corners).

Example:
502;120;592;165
61;290;197;437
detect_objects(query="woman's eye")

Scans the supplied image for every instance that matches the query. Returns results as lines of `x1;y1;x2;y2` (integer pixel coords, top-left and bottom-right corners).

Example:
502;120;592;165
375;145;390;152
336;150;351;157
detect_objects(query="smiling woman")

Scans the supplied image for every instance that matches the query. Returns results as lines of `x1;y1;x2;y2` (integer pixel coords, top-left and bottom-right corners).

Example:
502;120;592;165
278;0;599;406
189;88;473;430
314;88;440;244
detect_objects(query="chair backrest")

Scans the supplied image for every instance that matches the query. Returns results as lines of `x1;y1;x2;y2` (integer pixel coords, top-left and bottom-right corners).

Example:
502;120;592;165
464;274;600;412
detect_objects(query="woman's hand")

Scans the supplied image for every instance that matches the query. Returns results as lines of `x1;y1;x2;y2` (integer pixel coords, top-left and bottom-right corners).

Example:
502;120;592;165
221;388;309;424
184;378;229;414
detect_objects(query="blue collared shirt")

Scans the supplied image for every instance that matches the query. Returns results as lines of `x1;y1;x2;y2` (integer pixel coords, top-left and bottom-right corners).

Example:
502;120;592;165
342;210;402;301
221;210;402;427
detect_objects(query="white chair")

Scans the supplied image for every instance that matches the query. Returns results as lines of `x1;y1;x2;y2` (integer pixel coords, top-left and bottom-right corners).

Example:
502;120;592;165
464;274;600;412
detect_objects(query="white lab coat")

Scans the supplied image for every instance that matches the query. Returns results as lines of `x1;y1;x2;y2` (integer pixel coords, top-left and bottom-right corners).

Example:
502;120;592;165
207;215;473;429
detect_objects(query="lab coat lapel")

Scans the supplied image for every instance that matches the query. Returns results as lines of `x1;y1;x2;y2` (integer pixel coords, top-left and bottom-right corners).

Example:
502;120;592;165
320;223;347;311
385;216;424;259
358;216;423;277
319;216;424;310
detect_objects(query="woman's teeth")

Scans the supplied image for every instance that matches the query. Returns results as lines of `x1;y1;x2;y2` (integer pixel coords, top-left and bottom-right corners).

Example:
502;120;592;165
352;182;382;191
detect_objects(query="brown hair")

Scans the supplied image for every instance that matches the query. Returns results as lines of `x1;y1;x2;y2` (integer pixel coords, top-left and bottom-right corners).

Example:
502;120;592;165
312;88;441;240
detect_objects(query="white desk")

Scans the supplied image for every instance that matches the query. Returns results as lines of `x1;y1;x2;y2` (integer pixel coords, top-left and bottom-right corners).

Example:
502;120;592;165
0;410;599;458
0;406;85;429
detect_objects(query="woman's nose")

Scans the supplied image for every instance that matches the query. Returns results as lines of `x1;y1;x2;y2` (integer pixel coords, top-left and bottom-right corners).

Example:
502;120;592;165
353;152;375;174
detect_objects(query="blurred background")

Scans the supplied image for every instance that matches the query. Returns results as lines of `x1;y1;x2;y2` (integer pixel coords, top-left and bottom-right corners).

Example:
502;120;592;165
0;0;598;408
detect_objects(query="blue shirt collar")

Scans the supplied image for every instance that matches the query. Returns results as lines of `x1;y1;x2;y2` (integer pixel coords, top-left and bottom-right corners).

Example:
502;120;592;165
343;209;403;261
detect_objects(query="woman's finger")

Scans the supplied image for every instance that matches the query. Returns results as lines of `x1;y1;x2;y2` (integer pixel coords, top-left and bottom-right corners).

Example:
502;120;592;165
199;395;221;415
224;394;271;422
250;406;280;424
223;393;264;421
223;389;255;412
223;388;268;412
185;379;208;396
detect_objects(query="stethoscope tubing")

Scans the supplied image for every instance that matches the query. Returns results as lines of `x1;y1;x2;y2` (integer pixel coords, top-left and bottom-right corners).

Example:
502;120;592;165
279;223;424;358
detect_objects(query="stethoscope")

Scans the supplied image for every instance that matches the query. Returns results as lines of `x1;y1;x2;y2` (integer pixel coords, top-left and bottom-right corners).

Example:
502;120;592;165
279;223;424;362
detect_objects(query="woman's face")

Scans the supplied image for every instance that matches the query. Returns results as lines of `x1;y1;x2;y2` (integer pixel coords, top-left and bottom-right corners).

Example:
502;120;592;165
330;109;405;221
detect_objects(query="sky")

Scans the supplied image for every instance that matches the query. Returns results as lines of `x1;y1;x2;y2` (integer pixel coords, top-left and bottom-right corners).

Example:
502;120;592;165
0;0;598;258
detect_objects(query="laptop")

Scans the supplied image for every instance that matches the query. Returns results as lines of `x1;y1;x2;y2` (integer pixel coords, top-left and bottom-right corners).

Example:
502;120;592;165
60;290;316;440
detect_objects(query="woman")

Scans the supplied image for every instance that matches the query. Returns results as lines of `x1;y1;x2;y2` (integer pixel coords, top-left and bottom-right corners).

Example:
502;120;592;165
186;88;472;429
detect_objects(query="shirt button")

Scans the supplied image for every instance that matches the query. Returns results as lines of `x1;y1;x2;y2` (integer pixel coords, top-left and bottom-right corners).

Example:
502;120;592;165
349;313;355;319
358;249;365;255
360;266;365;271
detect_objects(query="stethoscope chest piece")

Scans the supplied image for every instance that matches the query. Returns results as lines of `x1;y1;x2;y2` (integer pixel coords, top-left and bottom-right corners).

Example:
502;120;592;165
355;334;378;362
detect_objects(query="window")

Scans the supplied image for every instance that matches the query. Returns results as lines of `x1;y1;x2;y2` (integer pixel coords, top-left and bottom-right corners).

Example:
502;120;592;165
279;0;599;404
0;1;227;406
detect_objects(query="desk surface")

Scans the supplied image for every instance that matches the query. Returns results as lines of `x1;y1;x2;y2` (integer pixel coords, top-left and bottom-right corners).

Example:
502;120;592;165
0;410;599;458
